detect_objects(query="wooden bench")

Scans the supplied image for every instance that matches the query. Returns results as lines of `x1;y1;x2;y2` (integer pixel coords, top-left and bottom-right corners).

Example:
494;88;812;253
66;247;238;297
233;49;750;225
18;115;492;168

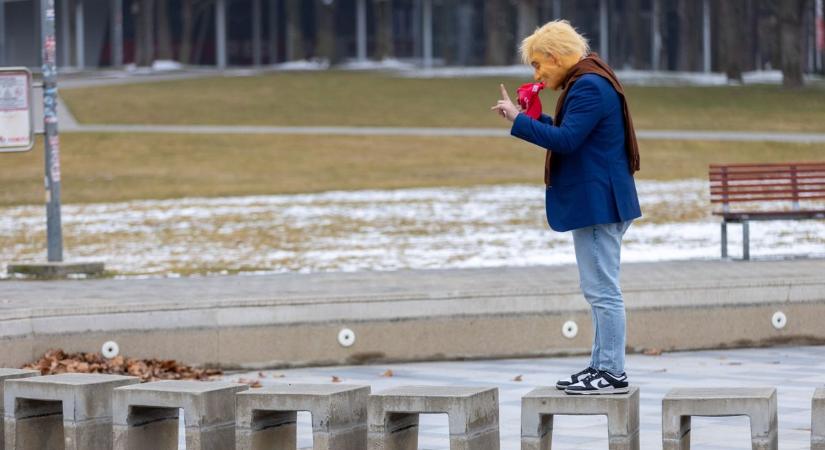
709;162;825;260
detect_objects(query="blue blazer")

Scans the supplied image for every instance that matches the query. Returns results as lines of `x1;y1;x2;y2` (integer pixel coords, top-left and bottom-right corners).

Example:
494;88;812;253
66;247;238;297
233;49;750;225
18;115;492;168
510;73;642;232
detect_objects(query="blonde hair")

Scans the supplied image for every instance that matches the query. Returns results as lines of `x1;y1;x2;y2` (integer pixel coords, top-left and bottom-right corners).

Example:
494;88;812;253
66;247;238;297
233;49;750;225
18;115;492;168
520;20;590;64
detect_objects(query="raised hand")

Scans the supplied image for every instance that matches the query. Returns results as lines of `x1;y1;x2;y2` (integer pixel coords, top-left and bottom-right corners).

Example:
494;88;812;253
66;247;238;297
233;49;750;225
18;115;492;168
490;83;520;123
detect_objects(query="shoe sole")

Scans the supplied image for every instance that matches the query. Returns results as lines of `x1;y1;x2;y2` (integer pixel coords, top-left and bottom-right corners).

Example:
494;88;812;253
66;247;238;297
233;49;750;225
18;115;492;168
564;386;630;395
555;384;568;390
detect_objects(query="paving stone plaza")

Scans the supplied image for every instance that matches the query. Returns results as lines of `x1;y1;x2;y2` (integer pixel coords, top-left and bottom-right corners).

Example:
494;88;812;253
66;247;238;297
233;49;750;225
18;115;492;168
4;345;824;449
227;345;825;450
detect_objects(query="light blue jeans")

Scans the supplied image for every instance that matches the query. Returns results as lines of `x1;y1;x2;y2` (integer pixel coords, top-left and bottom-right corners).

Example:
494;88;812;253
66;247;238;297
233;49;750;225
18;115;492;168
571;220;632;377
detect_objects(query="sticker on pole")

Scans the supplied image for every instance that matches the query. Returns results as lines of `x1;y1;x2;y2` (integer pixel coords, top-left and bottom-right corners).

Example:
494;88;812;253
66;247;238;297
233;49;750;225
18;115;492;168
0;68;34;153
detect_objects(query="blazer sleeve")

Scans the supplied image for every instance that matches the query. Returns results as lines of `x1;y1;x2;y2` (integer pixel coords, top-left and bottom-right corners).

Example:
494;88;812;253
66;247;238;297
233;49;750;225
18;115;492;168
538;113;553;125
509;78;604;154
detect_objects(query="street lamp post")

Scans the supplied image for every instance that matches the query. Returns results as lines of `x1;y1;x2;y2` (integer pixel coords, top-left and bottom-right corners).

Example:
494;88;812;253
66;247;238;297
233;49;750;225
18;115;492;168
3;0;104;278
41;0;64;262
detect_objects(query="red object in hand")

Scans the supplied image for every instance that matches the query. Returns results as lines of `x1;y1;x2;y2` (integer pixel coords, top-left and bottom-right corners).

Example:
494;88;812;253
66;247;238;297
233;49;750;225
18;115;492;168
516;82;545;119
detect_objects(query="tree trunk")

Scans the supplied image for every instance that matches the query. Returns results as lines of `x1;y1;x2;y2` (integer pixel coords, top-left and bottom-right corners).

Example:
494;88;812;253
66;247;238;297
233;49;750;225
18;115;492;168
315;0;337;64
285;0;303;60
485;0;511;65
779;0;806;87
156;0;173;60
373;0;393;59
516;0;539;43
179;0;194;63
677;0;700;71
134;0;155;66
720;0;746;83
625;0;645;69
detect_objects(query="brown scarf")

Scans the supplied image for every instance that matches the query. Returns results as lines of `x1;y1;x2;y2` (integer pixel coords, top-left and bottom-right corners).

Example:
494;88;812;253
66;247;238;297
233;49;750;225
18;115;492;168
545;53;640;185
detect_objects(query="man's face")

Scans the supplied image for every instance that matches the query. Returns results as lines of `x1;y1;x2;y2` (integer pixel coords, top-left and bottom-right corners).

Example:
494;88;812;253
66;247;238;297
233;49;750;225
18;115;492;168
530;52;566;90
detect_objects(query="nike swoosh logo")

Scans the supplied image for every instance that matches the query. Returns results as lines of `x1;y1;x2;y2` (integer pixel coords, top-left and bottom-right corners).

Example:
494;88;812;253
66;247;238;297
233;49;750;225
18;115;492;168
597;380;612;388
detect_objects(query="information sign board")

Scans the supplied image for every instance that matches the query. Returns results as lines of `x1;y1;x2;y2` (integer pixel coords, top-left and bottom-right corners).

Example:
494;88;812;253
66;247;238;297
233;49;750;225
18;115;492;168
0;68;34;153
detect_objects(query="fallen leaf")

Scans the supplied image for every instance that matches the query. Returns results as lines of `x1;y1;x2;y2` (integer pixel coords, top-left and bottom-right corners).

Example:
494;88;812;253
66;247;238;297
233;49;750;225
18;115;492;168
512;375;523;382
381;369;394;377
21;348;223;382
642;348;663;356
238;378;262;388
331;376;342;383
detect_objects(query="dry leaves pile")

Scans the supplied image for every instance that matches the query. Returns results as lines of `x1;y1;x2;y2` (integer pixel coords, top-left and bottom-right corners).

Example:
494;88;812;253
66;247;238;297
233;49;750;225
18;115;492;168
22;349;222;382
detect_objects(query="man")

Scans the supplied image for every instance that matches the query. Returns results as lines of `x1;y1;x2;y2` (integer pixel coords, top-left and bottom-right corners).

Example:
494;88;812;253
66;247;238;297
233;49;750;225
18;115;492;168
491;20;641;395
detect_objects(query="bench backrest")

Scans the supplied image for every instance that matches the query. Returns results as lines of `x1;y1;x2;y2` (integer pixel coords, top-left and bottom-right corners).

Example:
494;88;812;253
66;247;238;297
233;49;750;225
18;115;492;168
709;162;825;211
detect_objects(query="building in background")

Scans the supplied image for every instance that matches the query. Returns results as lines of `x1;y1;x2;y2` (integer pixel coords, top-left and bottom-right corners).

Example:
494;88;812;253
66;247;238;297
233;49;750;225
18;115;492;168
0;0;822;79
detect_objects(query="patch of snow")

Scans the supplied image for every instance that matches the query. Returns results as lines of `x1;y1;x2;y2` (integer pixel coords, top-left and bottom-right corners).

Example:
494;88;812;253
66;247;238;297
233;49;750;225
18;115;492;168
151;60;185;71
338;58;418;71
271;59;330;71
1;180;822;278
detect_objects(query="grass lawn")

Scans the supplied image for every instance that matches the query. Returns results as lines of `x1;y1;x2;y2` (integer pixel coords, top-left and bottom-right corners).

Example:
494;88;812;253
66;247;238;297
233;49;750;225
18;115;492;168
59;71;825;132
2;133;824;206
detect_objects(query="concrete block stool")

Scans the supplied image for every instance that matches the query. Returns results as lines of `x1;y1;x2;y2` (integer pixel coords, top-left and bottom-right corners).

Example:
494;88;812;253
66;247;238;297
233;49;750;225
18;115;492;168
662;387;777;450
0;369;40;450
3;373;139;450
521;386;640;450
813;388;825;450
236;383;370;450
112;380;248;450
367;385;500;450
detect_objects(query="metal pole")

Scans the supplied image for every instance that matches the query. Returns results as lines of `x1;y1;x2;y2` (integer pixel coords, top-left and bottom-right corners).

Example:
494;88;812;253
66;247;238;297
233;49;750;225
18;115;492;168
216;0;227;69
60;0;70;66
252;0;261;66
422;0;432;68
816;0;823;72
356;0;366;61
110;0;123;66
651;0;660;70
0;0;5;66
268;0;278;63
702;0;711;73
75;0;84;70
41;0;64;262
599;0;608;61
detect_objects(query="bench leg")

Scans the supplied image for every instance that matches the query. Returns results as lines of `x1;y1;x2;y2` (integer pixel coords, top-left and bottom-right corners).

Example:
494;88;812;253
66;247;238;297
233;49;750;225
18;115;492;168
236;410;297;450
662;414;690;450
742;221;750;261
814;390;825;450
607;389;640;450
748;397;778;450
368;412;418;450
520;413;552;450
721;220;728;259
113;406;179;450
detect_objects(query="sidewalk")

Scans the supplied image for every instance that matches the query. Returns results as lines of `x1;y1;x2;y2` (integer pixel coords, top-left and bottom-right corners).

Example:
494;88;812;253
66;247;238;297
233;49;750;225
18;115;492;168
226;345;825;450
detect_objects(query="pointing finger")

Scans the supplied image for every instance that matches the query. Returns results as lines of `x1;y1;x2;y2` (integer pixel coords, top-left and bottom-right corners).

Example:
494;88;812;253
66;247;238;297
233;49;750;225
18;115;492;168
499;84;511;101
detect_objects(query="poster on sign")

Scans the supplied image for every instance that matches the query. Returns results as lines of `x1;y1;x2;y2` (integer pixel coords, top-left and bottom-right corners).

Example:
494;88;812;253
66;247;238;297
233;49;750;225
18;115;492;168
0;68;34;152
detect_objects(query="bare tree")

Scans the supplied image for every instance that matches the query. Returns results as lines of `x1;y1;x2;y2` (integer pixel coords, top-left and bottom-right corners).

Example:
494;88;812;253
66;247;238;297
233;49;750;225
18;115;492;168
285;0;304;60
719;0;747;83
516;0;539;43
778;0;807;87
156;0;173;61
134;0;155;66
625;0;646;69
373;0;394;60
485;0;512;65
179;0;194;63
677;0;700;71
315;0;338;64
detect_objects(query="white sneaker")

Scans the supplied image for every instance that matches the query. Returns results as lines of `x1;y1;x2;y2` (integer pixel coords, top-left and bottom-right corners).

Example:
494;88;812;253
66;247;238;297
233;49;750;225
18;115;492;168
564;370;630;395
